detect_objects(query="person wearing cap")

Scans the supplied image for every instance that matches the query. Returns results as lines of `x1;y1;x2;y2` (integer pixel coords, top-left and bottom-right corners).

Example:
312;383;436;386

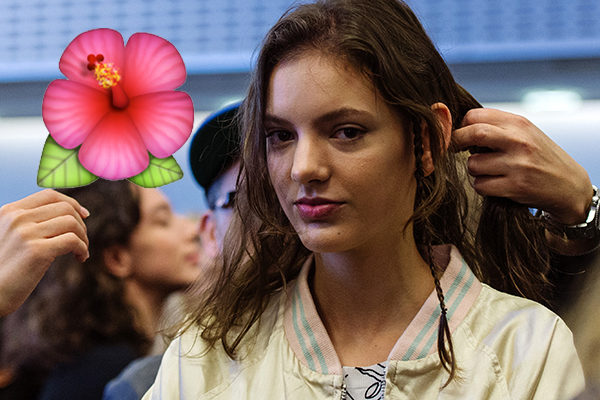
101;103;242;400
189;102;242;260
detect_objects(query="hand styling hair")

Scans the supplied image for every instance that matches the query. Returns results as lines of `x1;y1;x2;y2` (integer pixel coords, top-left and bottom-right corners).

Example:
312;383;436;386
1;181;150;375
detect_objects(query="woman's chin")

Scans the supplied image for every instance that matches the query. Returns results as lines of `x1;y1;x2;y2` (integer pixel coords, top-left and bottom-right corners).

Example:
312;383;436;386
297;230;355;254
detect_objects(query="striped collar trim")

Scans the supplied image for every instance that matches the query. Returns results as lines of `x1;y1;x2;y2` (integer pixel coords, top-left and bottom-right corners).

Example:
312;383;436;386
283;245;482;375
283;254;341;375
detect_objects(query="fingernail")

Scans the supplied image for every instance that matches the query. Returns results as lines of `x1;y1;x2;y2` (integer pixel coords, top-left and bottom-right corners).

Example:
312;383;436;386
80;206;90;218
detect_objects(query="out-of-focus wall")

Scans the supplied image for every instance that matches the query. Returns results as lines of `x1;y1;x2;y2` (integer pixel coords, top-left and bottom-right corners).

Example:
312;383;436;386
1;0;599;84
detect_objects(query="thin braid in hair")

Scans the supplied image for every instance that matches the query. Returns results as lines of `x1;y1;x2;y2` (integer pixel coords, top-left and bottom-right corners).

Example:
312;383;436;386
426;243;456;386
412;121;456;385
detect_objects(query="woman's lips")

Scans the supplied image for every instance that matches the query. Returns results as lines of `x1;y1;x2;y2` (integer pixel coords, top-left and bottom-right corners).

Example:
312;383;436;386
294;198;344;220
185;252;201;265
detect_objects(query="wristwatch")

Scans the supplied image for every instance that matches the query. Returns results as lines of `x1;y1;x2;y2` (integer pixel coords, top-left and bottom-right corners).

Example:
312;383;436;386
539;185;599;240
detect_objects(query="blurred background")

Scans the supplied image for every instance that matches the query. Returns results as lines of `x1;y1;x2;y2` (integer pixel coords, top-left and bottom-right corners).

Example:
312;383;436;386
0;0;599;215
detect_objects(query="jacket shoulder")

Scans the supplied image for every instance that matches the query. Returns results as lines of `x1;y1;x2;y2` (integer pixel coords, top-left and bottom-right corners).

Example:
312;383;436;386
452;284;584;399
144;290;287;399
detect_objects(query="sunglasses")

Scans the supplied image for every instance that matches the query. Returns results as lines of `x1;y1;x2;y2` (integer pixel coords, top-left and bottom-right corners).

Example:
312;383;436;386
213;191;236;210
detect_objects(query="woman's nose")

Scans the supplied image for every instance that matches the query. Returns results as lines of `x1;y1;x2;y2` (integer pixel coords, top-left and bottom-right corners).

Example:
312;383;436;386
291;135;330;185
179;215;200;243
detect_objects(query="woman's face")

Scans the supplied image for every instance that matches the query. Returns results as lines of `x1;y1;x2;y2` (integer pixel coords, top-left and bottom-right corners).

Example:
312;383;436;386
265;53;417;254
126;187;201;294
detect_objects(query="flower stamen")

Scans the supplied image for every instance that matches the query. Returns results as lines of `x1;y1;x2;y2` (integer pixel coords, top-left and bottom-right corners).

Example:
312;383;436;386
86;53;121;89
86;53;129;109
94;63;121;89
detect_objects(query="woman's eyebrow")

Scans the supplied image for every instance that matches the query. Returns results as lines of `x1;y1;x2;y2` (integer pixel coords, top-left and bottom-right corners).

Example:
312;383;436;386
265;107;373;127
264;114;288;127
148;203;171;215
314;108;373;125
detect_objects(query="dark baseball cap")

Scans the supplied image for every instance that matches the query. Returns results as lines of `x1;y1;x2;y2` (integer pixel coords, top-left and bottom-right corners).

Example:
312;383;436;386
189;102;242;191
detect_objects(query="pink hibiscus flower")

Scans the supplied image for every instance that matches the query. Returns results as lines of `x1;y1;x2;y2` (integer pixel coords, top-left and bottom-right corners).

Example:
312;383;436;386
42;28;194;180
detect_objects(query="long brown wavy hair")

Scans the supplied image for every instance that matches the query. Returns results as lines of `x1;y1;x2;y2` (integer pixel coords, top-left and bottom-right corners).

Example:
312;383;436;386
1;180;151;375
181;0;552;384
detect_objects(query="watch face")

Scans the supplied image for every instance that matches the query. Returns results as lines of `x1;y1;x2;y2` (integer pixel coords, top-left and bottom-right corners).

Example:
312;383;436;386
591;186;600;239
594;201;600;238
584;189;599;239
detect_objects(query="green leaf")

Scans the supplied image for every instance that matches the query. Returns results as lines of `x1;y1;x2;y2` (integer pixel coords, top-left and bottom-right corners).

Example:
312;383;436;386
127;155;183;188
37;135;98;188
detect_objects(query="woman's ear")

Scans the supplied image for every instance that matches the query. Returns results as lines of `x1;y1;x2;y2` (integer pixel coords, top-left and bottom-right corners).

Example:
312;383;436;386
199;210;219;260
431;102;452;150
420;103;453;176
103;245;133;278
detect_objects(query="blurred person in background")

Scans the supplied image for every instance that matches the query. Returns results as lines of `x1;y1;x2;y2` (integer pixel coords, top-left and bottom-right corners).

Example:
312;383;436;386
191;103;243;262
102;102;242;400
0;180;200;400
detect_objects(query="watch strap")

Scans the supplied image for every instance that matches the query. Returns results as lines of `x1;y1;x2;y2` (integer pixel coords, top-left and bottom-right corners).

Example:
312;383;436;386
539;185;599;240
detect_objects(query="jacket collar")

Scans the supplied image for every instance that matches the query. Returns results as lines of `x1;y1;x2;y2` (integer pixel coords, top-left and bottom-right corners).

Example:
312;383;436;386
283;245;482;376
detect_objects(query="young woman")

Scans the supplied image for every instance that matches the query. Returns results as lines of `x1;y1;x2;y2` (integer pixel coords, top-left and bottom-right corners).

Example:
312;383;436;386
1;180;200;400
145;0;584;398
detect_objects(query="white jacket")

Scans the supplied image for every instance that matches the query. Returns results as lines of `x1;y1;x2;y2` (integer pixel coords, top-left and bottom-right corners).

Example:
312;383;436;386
144;246;585;399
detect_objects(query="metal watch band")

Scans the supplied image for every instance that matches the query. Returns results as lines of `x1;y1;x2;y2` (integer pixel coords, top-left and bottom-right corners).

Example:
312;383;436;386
539;185;599;240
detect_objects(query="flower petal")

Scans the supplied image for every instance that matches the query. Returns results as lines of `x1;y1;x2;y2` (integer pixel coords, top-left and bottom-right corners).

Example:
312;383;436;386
123;33;187;98
59;28;125;91
127;91;194;158
79;111;149;180
42;80;111;149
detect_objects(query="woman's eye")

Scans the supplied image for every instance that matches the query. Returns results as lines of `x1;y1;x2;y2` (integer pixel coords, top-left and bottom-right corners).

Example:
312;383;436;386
156;219;170;227
153;214;172;227
335;127;364;140
267;130;294;143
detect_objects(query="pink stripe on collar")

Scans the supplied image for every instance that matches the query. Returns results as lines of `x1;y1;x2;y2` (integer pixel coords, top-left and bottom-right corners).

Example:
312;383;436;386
388;245;482;361
284;255;343;375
